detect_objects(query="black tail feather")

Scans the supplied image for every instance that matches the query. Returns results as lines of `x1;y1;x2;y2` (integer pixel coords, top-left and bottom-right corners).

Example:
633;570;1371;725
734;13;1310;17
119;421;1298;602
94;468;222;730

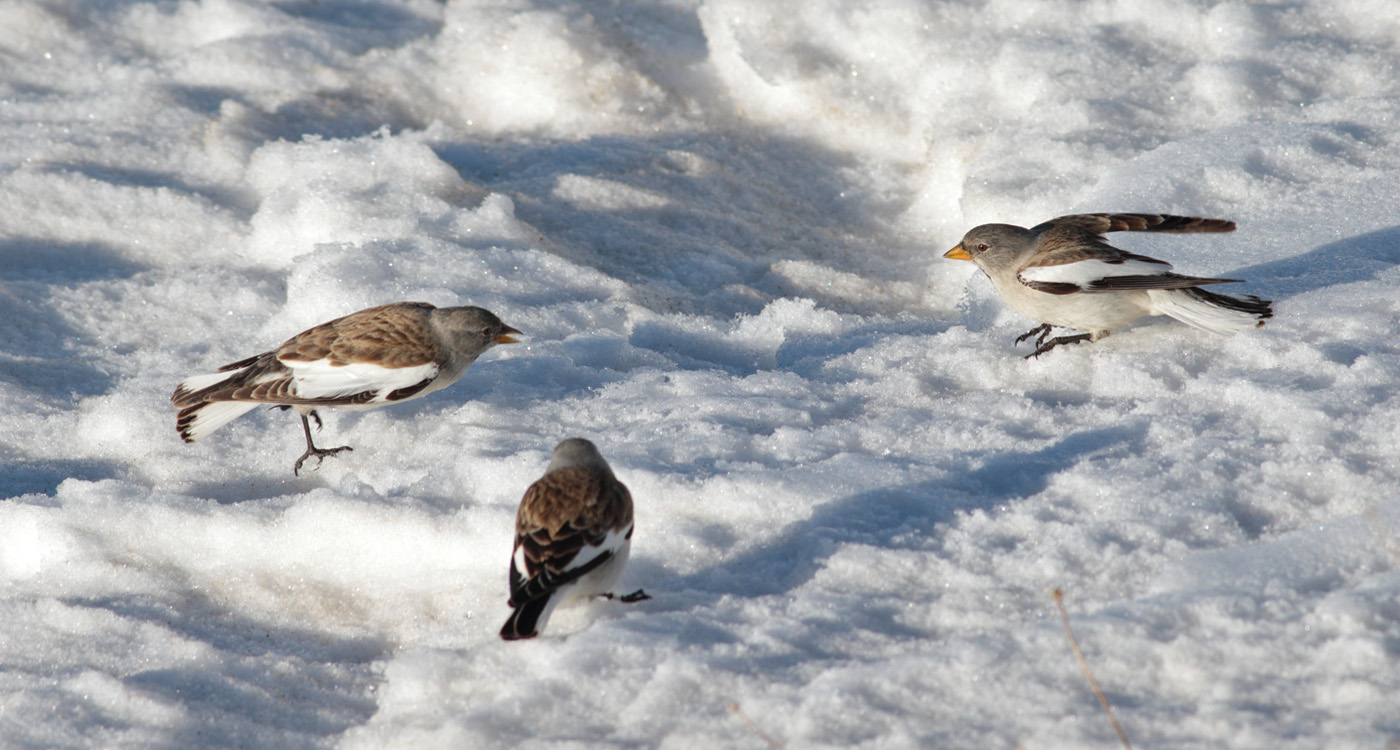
500;595;552;640
175;404;205;443
1185;287;1273;321
506;550;614;608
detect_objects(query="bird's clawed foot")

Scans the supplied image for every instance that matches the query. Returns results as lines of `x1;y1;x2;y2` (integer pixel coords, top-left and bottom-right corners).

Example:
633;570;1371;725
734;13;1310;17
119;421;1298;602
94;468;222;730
293;412;350;475
1015;324;1054;348
293;444;353;476
1025;333;1093;359
599;589;652;603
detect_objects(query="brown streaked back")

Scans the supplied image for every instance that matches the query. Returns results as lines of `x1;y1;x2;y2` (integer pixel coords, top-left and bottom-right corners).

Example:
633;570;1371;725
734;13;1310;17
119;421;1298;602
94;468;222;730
517;466;634;542
276;302;443;369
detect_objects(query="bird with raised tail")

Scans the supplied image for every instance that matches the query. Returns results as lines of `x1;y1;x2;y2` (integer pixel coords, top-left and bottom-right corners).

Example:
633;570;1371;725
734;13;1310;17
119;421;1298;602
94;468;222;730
172;302;520;474
944;213;1272;357
501;438;649;641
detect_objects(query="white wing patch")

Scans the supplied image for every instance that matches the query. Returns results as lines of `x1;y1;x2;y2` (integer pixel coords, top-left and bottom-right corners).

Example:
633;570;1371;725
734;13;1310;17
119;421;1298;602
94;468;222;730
281;358;440;402
1020;258;1173;287
562;523;633;579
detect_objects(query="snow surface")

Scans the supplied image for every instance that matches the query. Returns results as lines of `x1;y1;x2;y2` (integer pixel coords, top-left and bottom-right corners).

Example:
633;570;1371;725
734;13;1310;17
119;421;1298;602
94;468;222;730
3;0;1399;747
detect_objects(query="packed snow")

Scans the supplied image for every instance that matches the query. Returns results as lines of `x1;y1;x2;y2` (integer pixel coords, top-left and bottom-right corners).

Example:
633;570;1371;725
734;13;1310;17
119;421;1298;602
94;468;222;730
2;0;1399;747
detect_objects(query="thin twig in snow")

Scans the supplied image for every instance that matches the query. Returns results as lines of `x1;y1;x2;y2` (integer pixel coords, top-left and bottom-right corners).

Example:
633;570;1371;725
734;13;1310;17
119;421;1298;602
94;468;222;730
1054;588;1132;750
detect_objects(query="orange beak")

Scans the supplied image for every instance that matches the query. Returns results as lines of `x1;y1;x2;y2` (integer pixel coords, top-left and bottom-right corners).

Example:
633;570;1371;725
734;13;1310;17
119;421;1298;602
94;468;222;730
944;243;973;261
496;326;522;345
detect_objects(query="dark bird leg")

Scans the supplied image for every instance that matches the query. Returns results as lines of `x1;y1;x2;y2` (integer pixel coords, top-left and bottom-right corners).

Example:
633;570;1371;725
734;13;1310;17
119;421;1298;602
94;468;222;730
598;589;652;603
1025;333;1093;359
293;411;353;475
1015;323;1054;347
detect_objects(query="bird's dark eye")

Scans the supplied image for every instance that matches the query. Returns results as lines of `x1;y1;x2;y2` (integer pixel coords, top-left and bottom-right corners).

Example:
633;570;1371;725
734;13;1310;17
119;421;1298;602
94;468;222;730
976;243;989;252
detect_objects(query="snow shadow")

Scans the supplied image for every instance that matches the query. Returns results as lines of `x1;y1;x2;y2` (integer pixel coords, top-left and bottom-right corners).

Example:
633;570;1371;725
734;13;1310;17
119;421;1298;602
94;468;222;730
0;459;121;500
269;0;443;53
0;237;144;285
654;423;1144;606
528;0;710;74
46;163;257;220
60;592;386;750
433;132;922;319
0;239;142;400
1235;225;1400;300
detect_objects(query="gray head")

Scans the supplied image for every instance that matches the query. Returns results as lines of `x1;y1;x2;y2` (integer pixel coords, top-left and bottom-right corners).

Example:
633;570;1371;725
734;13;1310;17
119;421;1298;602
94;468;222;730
547;437;613;475
428;305;521;360
943;223;1036;273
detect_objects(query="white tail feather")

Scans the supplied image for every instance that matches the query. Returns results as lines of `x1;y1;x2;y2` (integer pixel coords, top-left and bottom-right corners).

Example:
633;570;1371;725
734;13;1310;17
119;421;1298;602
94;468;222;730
179;401;259;442
173;370;242;401
1147;289;1266;335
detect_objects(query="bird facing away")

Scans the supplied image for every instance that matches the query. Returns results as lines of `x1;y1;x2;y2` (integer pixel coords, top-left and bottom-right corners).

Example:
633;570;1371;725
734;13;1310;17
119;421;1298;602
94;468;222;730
944;213;1272;357
501;438;649;641
172;302;520;474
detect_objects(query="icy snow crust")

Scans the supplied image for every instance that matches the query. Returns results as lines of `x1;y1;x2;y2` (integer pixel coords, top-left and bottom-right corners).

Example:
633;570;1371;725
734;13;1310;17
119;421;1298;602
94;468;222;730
2;0;1399;747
